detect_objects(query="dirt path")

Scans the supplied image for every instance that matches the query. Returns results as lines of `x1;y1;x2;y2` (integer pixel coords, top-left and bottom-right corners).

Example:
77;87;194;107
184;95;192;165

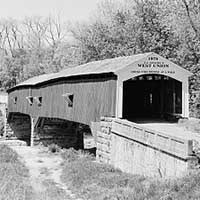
11;145;82;200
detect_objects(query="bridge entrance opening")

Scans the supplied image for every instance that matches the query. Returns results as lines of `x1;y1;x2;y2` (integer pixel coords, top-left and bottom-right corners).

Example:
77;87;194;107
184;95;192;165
122;74;182;121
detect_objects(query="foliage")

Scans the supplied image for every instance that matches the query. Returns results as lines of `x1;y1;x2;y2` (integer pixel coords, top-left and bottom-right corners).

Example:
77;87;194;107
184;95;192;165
47;143;61;153
0;0;199;116
69;0;180;62
68;0;200;117
61;147;79;162
61;147;95;163
0;15;72;90
0;144;22;163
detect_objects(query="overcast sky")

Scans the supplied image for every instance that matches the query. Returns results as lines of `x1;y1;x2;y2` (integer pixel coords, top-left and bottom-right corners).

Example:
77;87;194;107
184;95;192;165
0;0;103;21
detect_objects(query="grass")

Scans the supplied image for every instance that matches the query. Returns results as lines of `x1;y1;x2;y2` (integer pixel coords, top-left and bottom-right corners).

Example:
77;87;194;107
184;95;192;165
36;179;70;200
0;144;34;200
0;144;72;200
61;148;200;200
2;144;200;200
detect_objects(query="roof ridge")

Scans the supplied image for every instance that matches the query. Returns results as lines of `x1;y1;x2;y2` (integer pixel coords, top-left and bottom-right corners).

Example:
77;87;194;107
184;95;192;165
8;52;191;91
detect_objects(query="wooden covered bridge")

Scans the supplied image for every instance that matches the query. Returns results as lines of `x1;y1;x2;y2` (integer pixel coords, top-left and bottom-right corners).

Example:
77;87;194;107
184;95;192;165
7;52;192;150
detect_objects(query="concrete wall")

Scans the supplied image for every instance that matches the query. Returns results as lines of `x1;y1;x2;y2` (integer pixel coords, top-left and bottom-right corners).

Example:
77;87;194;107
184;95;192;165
97;117;197;178
111;134;187;177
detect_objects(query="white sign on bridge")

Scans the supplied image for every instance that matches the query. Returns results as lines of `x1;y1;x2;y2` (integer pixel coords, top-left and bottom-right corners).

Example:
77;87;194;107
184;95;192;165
115;52;192;119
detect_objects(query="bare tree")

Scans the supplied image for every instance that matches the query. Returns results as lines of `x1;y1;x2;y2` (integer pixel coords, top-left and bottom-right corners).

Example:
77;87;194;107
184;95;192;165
0;20;24;56
23;16;48;49
181;0;200;39
45;15;67;47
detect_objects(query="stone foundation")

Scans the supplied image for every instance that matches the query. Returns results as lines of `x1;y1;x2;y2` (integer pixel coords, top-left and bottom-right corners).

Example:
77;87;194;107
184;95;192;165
8;113;31;144
96;117;112;164
96;117;198;178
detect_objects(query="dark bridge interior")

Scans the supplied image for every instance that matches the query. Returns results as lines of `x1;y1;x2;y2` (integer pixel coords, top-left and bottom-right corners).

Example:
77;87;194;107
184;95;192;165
122;74;182;121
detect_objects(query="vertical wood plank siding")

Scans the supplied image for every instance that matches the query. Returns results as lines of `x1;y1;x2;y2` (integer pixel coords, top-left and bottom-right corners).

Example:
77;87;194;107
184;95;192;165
8;76;117;125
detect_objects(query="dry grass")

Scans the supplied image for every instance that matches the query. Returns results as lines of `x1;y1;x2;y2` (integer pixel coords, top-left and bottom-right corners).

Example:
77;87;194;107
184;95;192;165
0;144;72;200
61;148;200;200
2;144;200;200
36;179;70;200
0;144;34;200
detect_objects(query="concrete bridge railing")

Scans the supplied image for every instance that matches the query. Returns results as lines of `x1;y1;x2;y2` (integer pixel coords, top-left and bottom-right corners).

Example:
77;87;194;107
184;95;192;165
96;117;197;178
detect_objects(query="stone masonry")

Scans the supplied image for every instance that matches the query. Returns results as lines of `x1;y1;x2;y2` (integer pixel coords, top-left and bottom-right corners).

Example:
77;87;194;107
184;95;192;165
96;117;113;164
96;117;199;178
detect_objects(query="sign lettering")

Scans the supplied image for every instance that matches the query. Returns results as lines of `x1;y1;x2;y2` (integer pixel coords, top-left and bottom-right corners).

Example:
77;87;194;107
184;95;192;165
131;56;175;75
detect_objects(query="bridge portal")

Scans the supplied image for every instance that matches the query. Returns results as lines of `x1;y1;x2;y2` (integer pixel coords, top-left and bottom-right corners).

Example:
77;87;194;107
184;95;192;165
115;53;191;120
123;74;182;121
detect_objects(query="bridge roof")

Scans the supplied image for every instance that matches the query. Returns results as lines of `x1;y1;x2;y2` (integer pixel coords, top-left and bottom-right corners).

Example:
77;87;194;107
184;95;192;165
9;52;192;90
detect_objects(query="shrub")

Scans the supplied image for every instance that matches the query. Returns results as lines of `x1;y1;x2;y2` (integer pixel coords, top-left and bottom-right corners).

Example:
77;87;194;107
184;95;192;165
61;148;79;162
0;144;19;163
61;148;94;163
48;143;61;153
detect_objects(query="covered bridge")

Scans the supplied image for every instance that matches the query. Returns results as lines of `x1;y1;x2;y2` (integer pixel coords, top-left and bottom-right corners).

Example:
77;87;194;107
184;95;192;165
7;52;192;147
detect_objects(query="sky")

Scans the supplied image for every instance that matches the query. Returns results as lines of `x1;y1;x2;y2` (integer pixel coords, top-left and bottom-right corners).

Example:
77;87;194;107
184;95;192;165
0;0;103;22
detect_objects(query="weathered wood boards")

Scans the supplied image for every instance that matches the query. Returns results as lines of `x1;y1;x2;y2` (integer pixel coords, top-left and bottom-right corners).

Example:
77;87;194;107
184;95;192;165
6;53;192;149
8;76;117;125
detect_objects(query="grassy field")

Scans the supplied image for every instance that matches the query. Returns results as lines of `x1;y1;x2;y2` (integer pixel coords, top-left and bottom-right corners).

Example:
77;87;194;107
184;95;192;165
0;144;34;200
0;144;70;200
61;148;200;200
1;144;200;200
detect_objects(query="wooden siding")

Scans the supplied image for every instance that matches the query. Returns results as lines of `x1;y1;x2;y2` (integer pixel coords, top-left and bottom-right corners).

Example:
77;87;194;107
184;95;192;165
8;76;117;125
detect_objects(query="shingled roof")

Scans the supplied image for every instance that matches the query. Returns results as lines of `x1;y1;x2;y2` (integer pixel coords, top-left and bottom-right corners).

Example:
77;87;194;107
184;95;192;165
13;52;151;87
8;52;191;90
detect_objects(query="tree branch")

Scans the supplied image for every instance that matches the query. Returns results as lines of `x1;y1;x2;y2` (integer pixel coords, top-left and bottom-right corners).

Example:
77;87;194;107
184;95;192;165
182;0;200;38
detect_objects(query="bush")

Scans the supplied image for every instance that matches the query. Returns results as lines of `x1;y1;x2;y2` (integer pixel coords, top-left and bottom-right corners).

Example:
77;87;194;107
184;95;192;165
61;148;79;162
61;148;94;163
0;144;19;163
48;143;61;153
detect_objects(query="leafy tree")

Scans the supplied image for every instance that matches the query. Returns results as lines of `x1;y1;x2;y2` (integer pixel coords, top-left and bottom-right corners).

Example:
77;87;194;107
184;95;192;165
69;0;179;63
0;0;199;117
